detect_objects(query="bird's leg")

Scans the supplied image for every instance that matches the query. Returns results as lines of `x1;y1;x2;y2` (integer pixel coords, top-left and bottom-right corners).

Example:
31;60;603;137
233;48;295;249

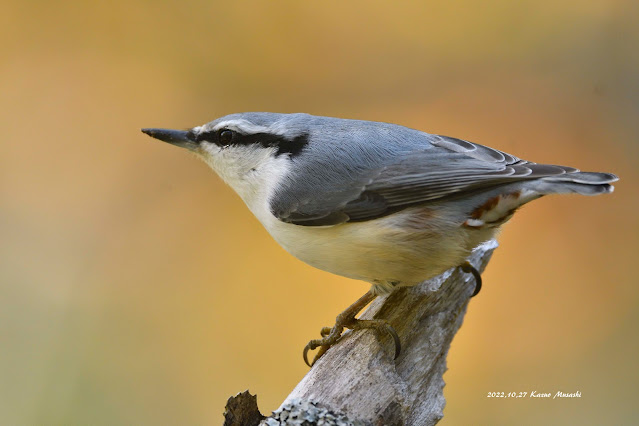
303;290;401;367
460;261;482;297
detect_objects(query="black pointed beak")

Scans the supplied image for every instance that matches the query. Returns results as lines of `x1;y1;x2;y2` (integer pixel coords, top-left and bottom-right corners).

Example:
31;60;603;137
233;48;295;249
141;128;198;151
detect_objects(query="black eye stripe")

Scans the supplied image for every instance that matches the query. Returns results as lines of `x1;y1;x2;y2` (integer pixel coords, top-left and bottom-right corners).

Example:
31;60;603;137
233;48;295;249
195;129;309;157
194;130;216;142
239;133;308;157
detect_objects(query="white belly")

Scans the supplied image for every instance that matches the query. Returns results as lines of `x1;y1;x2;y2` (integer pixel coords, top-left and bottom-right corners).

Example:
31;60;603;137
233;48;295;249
256;204;498;293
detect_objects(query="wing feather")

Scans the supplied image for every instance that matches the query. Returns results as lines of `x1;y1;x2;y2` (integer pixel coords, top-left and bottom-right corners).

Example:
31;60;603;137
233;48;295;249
273;134;577;226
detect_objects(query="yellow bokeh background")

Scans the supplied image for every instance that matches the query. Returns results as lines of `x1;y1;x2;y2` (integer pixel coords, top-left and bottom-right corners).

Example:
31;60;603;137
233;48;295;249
2;1;638;424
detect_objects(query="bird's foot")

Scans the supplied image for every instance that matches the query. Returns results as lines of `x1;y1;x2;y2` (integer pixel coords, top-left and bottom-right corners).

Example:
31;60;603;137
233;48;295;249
303;324;345;367
303;317;401;367
460;261;482;297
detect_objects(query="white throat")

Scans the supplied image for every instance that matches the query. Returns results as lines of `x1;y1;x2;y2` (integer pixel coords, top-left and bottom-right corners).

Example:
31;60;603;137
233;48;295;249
196;144;291;220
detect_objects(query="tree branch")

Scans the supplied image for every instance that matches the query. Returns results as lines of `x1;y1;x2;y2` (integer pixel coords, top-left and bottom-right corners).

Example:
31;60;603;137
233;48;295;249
225;240;498;426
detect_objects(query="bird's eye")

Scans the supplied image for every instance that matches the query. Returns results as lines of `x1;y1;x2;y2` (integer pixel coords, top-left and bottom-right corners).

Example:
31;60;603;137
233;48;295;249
219;129;234;145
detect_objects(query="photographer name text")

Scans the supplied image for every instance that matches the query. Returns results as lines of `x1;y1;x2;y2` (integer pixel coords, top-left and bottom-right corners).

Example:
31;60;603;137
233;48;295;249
487;391;581;399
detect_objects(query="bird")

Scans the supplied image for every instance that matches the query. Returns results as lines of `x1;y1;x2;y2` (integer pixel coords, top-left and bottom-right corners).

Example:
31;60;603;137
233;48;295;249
142;112;618;366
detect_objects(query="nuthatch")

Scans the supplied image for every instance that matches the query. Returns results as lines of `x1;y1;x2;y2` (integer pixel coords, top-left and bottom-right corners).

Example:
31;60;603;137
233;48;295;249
143;112;618;366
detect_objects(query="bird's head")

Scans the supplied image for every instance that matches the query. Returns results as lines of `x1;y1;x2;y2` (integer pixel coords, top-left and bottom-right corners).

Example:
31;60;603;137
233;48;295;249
142;112;311;199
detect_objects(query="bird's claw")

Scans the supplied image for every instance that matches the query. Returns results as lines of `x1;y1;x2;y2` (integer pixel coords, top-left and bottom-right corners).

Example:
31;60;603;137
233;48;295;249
460;261;482;297
303;325;343;367
303;343;330;367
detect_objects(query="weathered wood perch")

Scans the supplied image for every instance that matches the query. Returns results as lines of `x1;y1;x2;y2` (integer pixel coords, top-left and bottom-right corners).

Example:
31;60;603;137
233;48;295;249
224;240;498;426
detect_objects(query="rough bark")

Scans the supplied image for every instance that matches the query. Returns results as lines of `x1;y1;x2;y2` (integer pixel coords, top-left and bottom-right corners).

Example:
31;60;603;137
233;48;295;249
225;240;498;426
224;391;265;426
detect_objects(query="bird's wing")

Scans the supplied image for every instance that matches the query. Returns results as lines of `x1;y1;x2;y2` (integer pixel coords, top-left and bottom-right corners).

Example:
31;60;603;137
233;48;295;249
271;135;576;226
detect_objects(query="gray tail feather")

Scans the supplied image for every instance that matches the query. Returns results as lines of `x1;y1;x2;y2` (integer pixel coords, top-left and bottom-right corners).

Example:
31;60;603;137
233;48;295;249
533;171;618;196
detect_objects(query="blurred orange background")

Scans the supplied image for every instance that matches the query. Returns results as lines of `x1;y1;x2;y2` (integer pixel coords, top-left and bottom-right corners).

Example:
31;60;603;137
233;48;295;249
1;1;638;424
